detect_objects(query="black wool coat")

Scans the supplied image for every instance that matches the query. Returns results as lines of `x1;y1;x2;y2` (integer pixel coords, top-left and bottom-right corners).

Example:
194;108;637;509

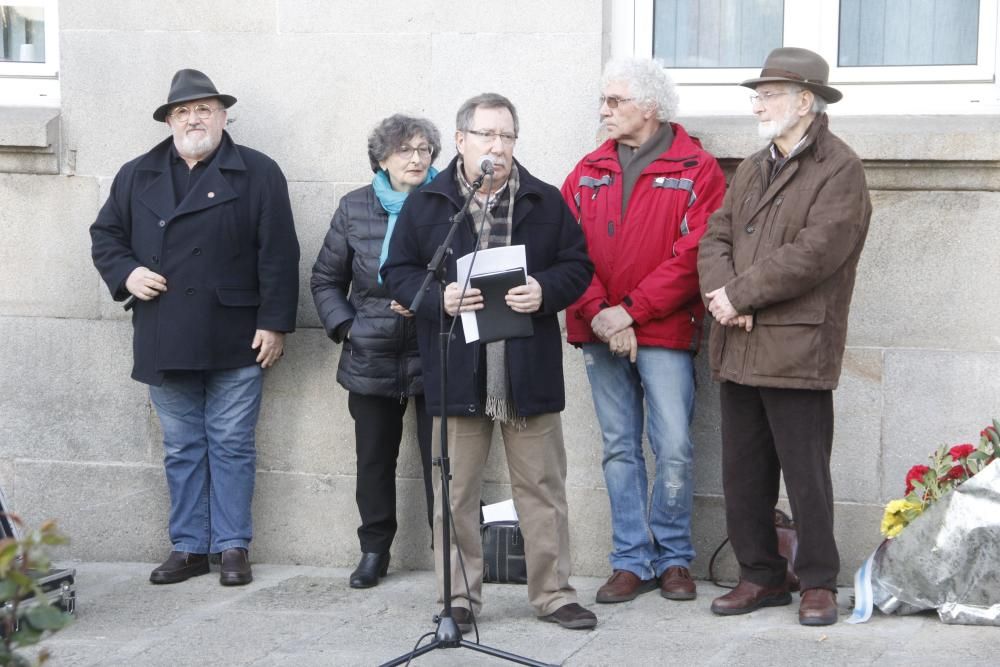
90;132;300;385
380;157;593;418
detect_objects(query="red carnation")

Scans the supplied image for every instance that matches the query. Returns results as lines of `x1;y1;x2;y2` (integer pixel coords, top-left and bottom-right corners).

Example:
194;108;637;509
904;464;932;494
940;465;966;483
981;426;998;439
949;444;976;461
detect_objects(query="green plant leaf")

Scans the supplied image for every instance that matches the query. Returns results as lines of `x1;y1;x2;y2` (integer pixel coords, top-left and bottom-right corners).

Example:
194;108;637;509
0;578;17;602
7;571;33;590
25;604;72;631
10;624;44;646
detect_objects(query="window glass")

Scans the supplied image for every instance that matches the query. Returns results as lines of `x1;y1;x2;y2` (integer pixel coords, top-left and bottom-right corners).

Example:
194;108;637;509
653;0;783;68
1;4;46;63
839;0;980;66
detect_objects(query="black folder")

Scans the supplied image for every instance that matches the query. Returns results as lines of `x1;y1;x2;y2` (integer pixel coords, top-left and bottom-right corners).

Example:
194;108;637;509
470;267;534;343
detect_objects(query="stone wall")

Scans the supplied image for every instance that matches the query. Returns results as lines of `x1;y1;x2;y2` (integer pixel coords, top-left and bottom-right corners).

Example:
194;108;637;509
1;1;998;585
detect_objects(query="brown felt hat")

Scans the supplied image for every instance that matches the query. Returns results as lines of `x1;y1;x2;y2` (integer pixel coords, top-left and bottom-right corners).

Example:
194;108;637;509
740;47;842;103
153;69;237;122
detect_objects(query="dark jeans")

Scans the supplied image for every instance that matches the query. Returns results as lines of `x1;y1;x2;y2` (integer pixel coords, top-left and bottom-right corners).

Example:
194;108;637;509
719;382;839;592
348;392;433;554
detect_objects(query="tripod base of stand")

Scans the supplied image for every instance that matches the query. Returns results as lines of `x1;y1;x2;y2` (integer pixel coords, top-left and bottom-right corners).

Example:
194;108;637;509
379;614;555;667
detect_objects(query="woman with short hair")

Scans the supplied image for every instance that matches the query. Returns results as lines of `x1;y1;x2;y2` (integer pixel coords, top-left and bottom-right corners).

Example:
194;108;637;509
311;114;442;588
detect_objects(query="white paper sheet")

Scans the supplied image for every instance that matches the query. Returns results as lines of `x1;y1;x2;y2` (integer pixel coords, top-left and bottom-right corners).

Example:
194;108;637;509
481;498;519;524
455;245;527;343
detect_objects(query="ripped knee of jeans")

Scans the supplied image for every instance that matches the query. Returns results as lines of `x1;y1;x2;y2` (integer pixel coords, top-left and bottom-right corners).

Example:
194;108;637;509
663;461;690;508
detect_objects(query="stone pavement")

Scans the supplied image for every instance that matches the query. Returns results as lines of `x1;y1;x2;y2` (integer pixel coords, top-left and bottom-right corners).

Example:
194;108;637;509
36;561;996;666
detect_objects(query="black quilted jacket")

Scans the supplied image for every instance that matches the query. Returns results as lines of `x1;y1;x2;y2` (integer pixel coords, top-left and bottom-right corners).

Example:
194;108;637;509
310;185;422;398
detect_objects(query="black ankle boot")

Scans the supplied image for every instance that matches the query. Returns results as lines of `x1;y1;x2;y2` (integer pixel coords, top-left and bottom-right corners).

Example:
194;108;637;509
350;552;390;588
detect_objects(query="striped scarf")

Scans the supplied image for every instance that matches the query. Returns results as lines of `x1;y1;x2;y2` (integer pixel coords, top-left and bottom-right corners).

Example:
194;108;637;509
456;160;522;425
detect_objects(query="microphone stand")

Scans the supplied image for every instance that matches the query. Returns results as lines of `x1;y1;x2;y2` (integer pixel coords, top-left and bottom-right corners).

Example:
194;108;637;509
381;170;551;667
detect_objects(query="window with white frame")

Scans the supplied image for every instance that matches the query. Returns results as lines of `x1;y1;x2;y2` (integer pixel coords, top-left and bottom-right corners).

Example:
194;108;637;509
0;1;59;104
611;0;1000;114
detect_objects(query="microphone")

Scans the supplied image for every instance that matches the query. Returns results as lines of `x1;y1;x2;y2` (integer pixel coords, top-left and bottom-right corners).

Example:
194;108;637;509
478;155;496;175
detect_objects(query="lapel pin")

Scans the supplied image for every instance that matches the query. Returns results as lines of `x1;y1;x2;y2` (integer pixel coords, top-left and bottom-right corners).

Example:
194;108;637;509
207;192;215;198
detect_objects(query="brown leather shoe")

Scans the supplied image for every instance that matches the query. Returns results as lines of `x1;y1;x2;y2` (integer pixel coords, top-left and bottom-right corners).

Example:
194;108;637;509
799;588;838;626
539;603;597;630
659;566;696;600
219;547;253;586
595;570;657;603
710;579;791;616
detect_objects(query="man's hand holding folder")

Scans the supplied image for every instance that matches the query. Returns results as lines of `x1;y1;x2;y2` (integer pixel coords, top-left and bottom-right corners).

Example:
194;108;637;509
469;268;535;343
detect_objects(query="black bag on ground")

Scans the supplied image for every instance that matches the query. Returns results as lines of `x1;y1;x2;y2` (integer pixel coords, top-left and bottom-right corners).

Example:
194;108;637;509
481;521;527;584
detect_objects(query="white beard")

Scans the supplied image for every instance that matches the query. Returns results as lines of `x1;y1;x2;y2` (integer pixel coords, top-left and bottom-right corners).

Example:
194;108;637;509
757;106;799;141
175;131;216;159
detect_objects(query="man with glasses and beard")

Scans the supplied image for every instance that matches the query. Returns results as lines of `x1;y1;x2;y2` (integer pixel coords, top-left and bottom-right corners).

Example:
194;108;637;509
381;93;597;632
698;48;871;626
562;58;725;606
91;69;299;588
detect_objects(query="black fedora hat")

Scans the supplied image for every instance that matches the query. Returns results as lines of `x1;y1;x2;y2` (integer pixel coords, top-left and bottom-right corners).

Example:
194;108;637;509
740;47;842;104
153;69;237;122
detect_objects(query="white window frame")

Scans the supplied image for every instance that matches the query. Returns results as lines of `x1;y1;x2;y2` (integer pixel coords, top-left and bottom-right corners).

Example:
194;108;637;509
611;0;1000;114
0;0;60;105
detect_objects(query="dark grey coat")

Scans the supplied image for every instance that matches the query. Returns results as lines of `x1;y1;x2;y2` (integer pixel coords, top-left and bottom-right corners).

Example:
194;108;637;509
310;185;423;398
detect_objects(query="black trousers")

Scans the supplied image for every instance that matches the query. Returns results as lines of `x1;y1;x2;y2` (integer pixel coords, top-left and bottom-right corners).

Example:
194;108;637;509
348;392;433;554
719;382;839;592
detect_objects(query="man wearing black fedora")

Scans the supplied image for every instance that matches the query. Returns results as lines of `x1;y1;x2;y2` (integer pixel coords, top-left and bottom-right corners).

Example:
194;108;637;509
698;47;872;626
91;69;299;587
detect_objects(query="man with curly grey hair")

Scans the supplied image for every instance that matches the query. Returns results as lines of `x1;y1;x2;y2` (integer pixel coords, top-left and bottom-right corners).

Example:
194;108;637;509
563;58;725;605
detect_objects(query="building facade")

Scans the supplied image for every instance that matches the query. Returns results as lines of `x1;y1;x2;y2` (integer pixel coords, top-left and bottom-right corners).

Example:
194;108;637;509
2;0;999;582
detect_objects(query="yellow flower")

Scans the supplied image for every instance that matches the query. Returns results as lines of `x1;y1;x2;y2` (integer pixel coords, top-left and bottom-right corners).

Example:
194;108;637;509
880;498;924;538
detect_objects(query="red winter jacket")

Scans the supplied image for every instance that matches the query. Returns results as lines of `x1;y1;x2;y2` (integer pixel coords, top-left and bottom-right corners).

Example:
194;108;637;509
561;123;725;351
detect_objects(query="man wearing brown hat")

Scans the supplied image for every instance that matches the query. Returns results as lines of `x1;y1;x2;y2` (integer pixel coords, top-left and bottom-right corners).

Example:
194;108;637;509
698;47;871;626
91;69;299;586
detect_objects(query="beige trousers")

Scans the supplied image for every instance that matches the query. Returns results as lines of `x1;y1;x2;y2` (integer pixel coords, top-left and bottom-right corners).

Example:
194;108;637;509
432;412;578;617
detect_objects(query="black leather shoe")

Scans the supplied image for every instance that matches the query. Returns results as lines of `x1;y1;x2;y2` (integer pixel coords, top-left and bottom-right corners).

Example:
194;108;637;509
349;552;390;589
219;548;253;586
149;551;209;584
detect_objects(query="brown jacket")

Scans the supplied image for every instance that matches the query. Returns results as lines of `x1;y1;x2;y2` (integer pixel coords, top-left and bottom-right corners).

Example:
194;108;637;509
698;114;871;390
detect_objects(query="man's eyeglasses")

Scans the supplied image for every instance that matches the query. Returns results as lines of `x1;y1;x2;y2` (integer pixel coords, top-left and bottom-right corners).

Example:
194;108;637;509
749;91;794;106
395;145;433;160
170;104;223;122
465;129;517;146
599;95;635;110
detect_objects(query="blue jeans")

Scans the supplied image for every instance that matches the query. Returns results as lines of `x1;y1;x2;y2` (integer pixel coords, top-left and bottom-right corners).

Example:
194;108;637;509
148;365;263;554
583;344;695;578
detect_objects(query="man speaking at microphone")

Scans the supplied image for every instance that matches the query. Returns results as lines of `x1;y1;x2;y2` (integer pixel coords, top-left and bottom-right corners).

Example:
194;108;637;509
381;93;596;631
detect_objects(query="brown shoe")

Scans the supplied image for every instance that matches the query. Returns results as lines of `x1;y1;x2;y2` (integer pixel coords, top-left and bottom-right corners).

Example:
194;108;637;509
539;603;597;630
710;579;791;616
595;570;657;603
659;566;696;600
799;588;838;626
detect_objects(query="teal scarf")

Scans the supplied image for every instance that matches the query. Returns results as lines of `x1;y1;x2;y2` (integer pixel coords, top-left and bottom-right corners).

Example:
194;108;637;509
375;166;438;283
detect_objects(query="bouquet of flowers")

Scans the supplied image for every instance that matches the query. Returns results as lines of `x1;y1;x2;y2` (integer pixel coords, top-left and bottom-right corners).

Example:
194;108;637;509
850;420;1000;626
880;421;1000;538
